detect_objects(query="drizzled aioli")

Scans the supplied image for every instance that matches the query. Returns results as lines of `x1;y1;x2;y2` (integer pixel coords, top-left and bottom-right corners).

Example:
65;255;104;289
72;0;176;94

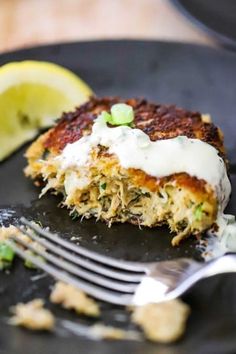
56;104;235;259
58;113;231;209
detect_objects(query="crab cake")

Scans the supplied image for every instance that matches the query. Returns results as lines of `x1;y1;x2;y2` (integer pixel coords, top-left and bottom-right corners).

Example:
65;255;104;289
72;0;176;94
25;97;230;245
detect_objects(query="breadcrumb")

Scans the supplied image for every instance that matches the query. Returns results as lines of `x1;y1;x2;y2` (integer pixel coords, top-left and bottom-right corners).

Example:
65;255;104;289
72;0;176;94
132;299;190;343
0;225;30;243
50;281;100;317
0;224;45;251
90;324;140;340
10;299;55;331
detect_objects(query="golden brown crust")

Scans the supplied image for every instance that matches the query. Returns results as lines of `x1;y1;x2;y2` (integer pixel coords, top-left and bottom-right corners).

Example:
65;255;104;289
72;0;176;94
43;97;225;158
128;168;211;195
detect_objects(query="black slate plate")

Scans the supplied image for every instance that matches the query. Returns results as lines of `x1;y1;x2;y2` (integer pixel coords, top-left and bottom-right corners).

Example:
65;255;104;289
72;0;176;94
0;40;236;354
173;0;236;48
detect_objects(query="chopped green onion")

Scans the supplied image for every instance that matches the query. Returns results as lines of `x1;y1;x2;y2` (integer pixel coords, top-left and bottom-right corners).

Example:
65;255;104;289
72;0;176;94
0;243;15;262
24;250;37;269
0;242;15;270
110;103;134;125
99;103;135;126
100;111;113;123
71;210;79;220
24;259;37;269
194;204;203;221
24;251;45;269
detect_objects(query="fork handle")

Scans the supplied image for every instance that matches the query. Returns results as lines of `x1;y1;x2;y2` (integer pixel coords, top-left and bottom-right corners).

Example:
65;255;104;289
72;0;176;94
169;254;236;302
204;254;236;278
170;254;236;301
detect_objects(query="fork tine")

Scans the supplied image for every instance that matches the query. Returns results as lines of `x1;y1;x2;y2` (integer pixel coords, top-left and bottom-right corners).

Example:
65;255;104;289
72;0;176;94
21;217;146;272
10;235;138;294
16;225;143;283
6;239;132;306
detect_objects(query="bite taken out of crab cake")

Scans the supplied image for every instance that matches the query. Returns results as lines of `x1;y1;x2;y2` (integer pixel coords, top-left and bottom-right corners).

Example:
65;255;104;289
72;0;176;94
24;97;231;245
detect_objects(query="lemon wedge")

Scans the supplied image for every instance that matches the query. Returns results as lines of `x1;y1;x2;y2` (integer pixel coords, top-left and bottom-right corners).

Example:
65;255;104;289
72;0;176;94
0;61;93;161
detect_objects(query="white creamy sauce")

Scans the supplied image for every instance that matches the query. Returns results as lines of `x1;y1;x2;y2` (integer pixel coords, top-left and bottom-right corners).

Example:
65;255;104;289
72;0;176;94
202;214;236;260
56;115;236;259
57;116;231;208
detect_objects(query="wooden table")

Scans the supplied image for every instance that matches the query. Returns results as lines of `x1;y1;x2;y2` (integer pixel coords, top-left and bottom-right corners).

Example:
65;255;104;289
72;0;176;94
0;0;216;54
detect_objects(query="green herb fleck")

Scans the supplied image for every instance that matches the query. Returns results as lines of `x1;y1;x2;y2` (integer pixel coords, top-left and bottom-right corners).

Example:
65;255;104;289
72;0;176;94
100;182;107;191
24;259;37;269
101;111;113;123
24;251;45;269
71;210;79;220
194;204;203;221
0;243;15;262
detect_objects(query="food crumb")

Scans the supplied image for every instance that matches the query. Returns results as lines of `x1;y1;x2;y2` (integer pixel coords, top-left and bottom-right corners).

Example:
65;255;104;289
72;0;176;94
131;299;190;343
0;225;44;251
90;324;140;340
10;299;55;331
50;281;100;317
0;225;26;243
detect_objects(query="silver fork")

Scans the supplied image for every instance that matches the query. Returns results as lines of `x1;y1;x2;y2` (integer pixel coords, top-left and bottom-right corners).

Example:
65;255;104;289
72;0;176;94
6;217;236;306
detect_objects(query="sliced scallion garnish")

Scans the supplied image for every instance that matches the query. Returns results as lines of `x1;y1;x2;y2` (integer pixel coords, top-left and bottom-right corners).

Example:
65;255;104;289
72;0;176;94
110;103;134;125
0;243;15;262
100;103;134;126
194;204;203;221
100;111;113;123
